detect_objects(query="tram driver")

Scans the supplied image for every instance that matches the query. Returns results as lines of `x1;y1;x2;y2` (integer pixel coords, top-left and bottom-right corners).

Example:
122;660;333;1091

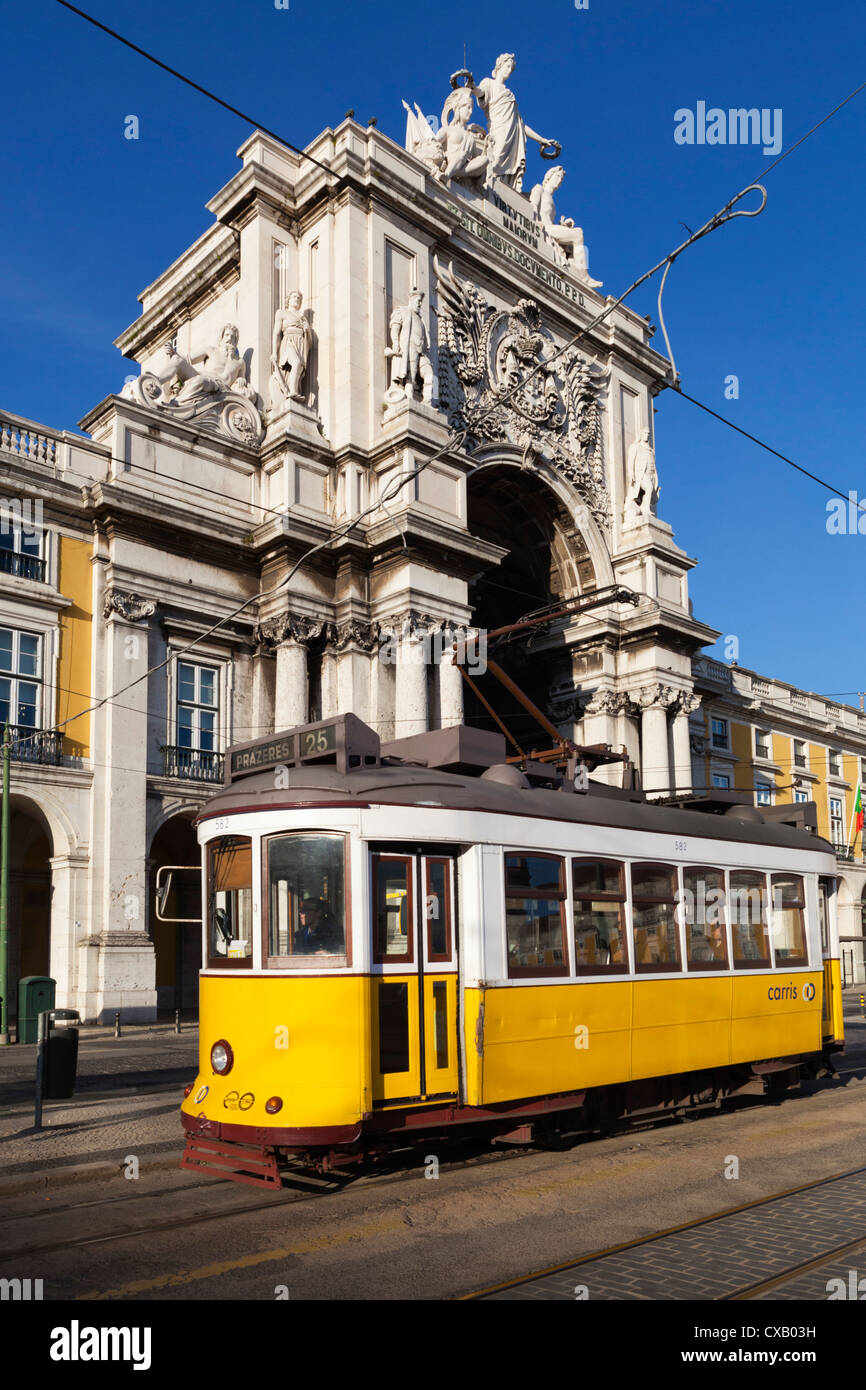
298;896;342;954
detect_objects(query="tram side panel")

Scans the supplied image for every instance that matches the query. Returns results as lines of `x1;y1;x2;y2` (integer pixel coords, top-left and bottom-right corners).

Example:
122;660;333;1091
463;851;828;1111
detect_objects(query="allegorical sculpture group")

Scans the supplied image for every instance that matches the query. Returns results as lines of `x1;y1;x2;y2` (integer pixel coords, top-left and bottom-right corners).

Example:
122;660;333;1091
119;42;617;527
403;51;599;288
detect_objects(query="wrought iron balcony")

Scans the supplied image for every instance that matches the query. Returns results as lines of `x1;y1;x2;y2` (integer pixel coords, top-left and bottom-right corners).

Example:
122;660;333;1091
162;745;225;783
833;842;854;861
7;725;63;765
0;550;46;582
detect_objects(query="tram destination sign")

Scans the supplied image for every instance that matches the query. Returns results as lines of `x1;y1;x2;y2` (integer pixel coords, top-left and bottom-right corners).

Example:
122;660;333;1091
226;715;379;782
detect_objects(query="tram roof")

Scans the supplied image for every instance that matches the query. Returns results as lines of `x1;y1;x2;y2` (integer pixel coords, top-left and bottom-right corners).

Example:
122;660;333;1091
198;760;834;857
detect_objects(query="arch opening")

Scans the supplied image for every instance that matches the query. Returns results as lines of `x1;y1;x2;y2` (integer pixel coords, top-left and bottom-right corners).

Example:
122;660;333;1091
149;815;201;1015
466;464;602;748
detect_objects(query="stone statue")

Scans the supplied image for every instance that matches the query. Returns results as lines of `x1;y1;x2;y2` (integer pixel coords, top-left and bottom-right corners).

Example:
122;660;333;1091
623;428;659;526
384;290;434;407
529;166;602;288
120;324;262;445
437;86;489;186
168;324;253;405
271;290;312;404
402;101;447;179
472;54;560;192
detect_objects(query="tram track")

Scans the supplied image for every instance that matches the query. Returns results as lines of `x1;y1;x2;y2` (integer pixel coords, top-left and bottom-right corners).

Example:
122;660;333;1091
462;1161;866;1300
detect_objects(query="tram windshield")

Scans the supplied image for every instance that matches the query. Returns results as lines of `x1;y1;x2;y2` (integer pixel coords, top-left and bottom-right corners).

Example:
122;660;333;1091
208;836;253;966
266;833;346;961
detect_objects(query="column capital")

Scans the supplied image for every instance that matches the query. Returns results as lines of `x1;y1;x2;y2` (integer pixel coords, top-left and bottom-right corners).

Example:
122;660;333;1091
334;619;379;652
638;682;680;711
102;589;156;624
255;613;325;651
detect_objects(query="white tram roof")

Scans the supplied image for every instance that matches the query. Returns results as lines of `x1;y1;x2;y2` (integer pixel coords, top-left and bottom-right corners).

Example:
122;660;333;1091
199;754;833;858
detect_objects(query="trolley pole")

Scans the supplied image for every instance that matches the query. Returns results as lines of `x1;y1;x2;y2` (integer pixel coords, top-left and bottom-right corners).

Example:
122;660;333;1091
0;724;10;1045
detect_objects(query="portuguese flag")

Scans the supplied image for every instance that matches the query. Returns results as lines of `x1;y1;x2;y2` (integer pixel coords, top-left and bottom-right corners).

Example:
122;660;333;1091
856;785;864;839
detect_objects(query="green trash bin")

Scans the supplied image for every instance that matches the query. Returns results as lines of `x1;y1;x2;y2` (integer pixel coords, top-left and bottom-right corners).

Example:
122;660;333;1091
18;977;55;1044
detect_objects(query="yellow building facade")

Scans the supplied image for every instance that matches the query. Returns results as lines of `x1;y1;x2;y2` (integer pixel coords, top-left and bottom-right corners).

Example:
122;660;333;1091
691;656;866;983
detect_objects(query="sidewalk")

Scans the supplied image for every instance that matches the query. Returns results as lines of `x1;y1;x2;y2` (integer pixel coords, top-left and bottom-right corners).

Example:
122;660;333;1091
0;1024;201;1195
0;1021;199;1103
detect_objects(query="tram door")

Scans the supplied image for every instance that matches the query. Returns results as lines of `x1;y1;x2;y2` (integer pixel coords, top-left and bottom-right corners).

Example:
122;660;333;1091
370;850;459;1105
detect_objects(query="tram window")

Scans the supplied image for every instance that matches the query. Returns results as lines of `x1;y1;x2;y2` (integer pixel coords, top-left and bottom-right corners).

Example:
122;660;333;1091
770;874;808;966
729;870;771;969
572;859;628;974
630;863;681;971
425;859;452;962
265;834;347;963
372;855;414;964
207;837;253;967
504;853;569;979
682;867;728;970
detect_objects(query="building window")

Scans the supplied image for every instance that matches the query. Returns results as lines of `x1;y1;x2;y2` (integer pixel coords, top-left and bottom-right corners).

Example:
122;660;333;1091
630;863;681;972
711;718;729;750
755;780;773;806
572;859;628;974
828;750;841;777
163;659;224;780
829;796;845;848
755;730;770;759
794;789;809;803
177;661;218;750
504;853;569;978
0;626;41;729
712;774;730;790
793;740;807;769
0;518;44;582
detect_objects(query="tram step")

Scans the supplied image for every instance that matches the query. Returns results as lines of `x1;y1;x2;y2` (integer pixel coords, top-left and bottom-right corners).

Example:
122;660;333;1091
181;1136;282;1189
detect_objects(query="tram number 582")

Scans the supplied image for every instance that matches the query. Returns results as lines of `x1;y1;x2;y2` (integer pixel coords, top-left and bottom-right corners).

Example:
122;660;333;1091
674;840;687;853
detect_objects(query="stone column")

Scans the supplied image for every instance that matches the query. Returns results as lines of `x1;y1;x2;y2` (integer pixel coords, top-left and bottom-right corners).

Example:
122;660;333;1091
394;616;429;739
439;625;465;729
320;627;339;720
256;614;323;731
672;693;701;794
639;683;678;795
335;621;378;726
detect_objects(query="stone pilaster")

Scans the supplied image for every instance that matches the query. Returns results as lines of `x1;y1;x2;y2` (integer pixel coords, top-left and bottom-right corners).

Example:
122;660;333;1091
86;591;157;1022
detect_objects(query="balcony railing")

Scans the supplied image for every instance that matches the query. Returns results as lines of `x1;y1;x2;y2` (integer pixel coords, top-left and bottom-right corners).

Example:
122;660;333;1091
833;842;854;861
6;725;63;765
162;745;225;783
0;550;46;582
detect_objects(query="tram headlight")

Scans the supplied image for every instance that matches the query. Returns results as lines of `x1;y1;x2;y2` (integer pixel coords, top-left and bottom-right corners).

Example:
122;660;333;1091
210;1040;234;1075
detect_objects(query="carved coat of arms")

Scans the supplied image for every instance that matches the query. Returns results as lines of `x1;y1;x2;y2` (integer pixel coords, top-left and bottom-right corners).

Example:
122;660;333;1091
434;258;609;525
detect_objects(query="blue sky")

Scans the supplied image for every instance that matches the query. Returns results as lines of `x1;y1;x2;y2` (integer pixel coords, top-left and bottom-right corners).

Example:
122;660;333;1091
2;0;864;698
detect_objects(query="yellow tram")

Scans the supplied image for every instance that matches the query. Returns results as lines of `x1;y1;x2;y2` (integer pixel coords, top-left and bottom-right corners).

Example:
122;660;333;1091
178;714;844;1188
